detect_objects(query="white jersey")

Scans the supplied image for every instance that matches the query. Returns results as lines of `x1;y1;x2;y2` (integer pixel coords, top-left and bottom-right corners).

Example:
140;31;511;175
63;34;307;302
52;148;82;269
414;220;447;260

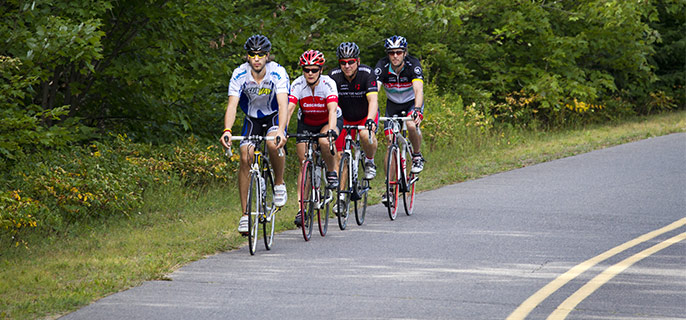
228;61;290;118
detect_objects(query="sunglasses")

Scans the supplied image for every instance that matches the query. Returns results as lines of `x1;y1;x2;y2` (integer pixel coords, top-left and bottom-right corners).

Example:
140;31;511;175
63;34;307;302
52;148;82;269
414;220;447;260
339;59;357;66
247;52;267;59
387;50;405;56
302;67;321;74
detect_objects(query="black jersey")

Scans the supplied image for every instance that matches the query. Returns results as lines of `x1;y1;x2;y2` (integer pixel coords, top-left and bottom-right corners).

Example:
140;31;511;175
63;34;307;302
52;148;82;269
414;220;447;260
374;55;424;105
328;64;378;122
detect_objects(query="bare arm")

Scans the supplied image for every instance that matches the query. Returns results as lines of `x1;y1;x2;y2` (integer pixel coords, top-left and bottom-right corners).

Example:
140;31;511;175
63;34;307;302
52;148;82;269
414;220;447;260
412;80;424;125
275;92;289;148
220;95;240;148
366;92;379;130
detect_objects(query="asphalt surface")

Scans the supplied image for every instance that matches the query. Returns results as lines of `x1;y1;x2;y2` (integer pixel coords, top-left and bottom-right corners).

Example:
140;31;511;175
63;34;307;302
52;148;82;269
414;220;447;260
62;133;686;320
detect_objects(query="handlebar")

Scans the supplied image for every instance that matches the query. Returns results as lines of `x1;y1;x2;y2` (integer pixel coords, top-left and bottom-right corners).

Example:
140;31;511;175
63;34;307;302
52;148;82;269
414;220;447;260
342;125;375;145
223;135;283;158
288;131;336;156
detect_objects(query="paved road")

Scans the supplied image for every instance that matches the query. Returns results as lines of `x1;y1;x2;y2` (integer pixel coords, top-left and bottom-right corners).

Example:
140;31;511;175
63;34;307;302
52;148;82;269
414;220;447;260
63;133;686;320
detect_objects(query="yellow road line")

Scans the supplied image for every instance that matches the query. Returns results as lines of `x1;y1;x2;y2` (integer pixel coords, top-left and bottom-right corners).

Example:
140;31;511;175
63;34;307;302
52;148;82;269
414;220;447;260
506;217;686;320
548;232;686;319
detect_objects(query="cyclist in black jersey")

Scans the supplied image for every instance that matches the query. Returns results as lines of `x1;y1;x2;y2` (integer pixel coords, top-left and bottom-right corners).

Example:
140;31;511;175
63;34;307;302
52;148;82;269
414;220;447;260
329;42;379;180
374;35;425;179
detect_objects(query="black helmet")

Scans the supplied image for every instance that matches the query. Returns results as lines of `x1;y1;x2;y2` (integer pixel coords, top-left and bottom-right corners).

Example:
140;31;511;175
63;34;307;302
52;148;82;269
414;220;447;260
244;34;271;52
384;35;407;51
336;42;360;59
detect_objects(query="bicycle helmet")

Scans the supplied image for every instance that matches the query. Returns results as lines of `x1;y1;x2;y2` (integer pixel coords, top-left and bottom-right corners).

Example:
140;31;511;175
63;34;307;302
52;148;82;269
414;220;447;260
244;34;271;52
384;35;407;51
299;50;326;66
336;42;360;59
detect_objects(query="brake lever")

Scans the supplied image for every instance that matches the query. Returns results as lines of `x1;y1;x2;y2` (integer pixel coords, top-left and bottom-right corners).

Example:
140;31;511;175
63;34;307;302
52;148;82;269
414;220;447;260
223;136;233;157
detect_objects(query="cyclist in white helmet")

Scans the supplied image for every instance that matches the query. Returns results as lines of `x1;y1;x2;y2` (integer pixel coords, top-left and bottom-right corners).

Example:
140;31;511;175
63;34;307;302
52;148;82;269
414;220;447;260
374;35;426;206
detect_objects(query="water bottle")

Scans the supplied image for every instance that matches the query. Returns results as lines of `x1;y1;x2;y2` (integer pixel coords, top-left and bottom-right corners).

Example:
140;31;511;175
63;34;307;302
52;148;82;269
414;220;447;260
401;156;406;171
314;168;321;188
259;176;266;195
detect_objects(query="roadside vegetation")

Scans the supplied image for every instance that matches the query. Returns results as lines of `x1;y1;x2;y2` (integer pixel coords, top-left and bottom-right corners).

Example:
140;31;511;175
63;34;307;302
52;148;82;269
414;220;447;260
1;0;684;319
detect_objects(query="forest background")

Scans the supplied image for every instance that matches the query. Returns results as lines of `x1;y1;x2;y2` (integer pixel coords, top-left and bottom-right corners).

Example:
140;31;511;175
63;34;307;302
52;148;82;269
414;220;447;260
2;0;685;270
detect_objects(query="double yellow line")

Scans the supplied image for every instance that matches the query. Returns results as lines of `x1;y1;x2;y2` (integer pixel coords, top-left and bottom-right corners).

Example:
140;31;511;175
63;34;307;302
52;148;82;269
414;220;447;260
507;217;686;320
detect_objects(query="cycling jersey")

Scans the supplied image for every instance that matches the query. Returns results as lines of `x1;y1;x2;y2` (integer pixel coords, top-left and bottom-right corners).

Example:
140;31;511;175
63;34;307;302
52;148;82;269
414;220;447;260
289;75;341;126
328;64;378;122
374;55;424;105
228;61;290;119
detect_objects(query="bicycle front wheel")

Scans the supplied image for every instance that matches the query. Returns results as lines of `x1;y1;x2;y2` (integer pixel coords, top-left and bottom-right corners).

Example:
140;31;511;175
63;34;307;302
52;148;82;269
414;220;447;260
317;165;329;237
337;153;351;230
299;160;315;241
385;144;400;220
354;154;368;225
262;167;275;250
247;172;260;255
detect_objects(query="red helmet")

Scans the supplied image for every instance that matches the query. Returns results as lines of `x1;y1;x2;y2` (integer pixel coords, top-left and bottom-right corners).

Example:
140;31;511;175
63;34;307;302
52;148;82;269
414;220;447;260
299;50;325;66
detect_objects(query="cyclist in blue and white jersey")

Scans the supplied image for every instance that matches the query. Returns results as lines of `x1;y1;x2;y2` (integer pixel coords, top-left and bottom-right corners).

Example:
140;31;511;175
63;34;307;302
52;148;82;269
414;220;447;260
220;34;289;234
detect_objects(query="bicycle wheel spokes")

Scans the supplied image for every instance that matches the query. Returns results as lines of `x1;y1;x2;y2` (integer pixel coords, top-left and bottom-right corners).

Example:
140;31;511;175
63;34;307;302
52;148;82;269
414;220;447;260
318;166;329;237
299;160;314;241
386;145;400;220
337;153;351;230
247;173;260;255
263;169;275;250
355;155;368;226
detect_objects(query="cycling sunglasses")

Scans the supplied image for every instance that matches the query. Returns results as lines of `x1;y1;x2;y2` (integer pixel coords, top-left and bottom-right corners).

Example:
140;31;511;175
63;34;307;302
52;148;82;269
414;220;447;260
387;50;405;56
302;67;321;74
339;59;357;66
247;51;268;59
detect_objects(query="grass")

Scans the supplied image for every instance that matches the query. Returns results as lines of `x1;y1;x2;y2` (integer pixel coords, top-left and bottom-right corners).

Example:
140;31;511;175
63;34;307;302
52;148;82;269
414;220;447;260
1;110;684;319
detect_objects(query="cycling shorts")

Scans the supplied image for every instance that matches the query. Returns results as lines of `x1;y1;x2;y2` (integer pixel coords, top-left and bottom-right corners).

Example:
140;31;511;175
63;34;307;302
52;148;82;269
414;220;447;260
240;113;283;147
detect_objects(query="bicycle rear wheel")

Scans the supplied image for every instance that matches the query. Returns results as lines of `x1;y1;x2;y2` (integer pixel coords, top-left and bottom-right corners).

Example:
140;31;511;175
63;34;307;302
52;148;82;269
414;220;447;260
354;154;368;225
317;165;329;237
262;168;275;250
299;160;314;241
385;144;400;220
247;172;260;255
337;153;351;230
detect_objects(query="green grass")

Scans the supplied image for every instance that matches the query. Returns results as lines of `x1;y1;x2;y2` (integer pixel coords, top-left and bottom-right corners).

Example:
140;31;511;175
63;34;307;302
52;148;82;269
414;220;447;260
1;111;684;319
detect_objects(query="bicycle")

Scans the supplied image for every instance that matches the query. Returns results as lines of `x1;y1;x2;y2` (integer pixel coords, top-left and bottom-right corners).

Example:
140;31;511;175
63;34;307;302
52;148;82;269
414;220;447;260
290;131;336;241
224;134;283;255
335;124;375;230
379;113;419;220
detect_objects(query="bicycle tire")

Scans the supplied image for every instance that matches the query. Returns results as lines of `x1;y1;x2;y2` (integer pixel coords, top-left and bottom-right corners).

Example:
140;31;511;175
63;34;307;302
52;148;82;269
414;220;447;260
317;164;329;237
355;153;368;225
299;160;314;241
403;171;416;215
262;165;275;250
385;144;400;220
337;153;351;230
247;172;260;255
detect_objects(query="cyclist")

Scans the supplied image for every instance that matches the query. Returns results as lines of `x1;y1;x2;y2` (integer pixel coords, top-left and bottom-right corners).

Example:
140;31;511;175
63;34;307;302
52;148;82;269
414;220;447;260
220;35;289;234
329;42;379;181
374;36;425;205
287;49;343;227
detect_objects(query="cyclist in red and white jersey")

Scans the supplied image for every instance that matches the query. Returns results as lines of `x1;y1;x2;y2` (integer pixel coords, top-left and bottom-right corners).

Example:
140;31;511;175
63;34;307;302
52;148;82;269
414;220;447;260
287;50;343;227
220;35;289;234
374;35;425;174
329;42;379;180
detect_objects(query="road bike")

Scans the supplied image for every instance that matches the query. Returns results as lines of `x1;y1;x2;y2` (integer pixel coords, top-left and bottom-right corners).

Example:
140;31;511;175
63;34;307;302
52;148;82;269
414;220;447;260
335;124;374;230
225;134;282;255
379;113;418;220
290;131;336;241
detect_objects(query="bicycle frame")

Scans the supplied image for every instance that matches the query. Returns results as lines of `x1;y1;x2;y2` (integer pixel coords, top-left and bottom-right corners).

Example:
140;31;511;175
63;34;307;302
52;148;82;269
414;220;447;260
290;131;335;241
379;115;418;219
225;134;282;254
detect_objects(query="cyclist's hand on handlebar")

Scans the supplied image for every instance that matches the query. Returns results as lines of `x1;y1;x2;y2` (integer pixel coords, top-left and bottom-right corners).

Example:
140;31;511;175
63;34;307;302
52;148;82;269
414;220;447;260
327;129;338;140
274;131;287;149
220;131;232;149
410;109;424;126
365;119;377;132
